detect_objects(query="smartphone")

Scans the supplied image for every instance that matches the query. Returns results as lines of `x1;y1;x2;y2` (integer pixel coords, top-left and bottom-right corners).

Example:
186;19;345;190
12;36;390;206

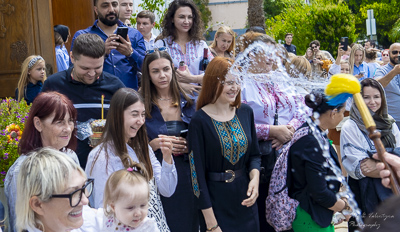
116;27;128;43
340;37;348;51
180;129;188;138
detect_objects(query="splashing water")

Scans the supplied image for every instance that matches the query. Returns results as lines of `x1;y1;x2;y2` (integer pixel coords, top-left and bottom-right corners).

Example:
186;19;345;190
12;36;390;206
230;41;364;227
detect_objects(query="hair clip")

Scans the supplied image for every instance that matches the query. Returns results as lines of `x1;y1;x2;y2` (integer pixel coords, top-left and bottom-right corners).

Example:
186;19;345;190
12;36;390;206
127;167;133;172
28;56;44;69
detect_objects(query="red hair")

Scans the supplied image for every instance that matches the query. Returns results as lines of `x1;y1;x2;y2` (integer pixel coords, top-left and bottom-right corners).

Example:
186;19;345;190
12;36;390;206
196;57;241;110
19;92;78;154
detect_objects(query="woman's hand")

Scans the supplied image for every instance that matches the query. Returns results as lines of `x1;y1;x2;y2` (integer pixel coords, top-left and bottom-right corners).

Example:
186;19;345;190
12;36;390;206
175;65;194;83
242;169;259;207
159;135;173;164
270;125;294;144
360;158;380;178
171;137;188;155
179;83;202;96
337;44;345;57
373;152;400;188
354;73;364;80
149;138;161;151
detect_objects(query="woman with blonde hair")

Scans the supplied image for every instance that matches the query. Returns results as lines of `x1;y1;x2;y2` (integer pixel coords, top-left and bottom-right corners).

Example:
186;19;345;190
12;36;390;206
15;55;46;104
15;147;94;232
304;47;313;61
209;25;236;58
349;44;372;79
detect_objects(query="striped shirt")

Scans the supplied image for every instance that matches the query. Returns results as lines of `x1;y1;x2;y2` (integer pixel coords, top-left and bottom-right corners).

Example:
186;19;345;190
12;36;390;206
374;63;400;129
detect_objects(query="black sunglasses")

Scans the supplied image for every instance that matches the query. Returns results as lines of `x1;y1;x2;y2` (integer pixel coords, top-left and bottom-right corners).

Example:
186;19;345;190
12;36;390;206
51;178;94;207
391;50;400;55
146;47;168;55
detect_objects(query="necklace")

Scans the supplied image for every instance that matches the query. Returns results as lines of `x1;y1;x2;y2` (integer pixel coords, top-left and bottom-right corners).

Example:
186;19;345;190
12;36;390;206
158;97;171;101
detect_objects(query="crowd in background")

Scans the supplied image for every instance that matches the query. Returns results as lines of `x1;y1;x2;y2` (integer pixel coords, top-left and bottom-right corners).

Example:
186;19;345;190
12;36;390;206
3;0;400;232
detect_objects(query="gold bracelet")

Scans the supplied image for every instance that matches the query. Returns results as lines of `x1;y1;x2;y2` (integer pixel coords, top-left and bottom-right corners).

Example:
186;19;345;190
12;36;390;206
206;224;219;231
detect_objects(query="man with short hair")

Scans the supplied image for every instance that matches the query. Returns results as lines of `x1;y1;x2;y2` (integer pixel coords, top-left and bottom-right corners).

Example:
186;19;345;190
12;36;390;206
71;0;145;90
309;40;334;62
136;10;157;50
283;33;296;55
375;43;400;129
118;0;133;24
43;33;125;167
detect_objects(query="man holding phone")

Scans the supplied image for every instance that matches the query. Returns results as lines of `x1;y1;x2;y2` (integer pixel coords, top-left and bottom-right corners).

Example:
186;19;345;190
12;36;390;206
70;0;146;90
375;43;400;129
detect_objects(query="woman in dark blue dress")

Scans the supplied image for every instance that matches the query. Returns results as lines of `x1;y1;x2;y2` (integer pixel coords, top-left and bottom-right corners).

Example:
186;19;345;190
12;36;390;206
188;57;261;232
140;49;199;232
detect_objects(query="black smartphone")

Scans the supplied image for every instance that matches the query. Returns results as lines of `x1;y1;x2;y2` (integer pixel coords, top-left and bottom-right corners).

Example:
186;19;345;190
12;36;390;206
116;27;128;43
340;37;348;51
180;129;188;138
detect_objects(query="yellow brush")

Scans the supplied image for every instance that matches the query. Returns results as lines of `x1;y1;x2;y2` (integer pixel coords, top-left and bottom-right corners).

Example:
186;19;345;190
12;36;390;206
326;74;400;195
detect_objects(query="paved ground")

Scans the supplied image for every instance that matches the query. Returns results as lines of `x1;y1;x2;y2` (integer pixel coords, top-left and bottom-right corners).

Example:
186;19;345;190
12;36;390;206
335;222;348;232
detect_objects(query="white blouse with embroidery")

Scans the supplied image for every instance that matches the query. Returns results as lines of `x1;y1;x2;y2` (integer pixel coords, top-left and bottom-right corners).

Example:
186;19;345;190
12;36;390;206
241;73;309;141
155;37;214;75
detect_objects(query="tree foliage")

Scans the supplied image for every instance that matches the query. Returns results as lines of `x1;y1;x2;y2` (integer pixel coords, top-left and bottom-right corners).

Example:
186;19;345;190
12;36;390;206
358;2;400;47
193;0;212;29
265;0;357;56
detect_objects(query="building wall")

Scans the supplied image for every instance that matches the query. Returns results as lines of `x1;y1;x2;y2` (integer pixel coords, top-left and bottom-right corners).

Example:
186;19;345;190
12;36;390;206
208;0;248;31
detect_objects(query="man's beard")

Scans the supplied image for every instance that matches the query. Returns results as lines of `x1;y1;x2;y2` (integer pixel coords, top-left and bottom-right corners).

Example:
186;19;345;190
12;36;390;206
390;55;399;65
98;12;119;26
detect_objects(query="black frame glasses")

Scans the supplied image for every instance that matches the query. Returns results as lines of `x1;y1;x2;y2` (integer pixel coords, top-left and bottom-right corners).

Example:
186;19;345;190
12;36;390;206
51;178;94;207
146;47;168;55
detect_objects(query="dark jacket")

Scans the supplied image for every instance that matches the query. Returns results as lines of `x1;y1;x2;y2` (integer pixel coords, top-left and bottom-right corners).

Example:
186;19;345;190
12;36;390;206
42;67;125;166
287;123;341;227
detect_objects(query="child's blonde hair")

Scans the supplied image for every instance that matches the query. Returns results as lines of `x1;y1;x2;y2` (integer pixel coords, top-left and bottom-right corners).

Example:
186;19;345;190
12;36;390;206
103;162;150;216
17;55;46;101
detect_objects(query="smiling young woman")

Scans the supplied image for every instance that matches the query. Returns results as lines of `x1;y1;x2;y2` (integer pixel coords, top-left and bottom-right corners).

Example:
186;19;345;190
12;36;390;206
85;88;177;232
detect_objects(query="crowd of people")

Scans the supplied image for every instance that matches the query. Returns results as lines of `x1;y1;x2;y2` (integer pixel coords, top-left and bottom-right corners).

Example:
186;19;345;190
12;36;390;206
4;0;400;231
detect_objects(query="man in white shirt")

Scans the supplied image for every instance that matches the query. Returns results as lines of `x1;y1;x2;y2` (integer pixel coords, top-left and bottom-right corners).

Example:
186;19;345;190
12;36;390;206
136;10;157;50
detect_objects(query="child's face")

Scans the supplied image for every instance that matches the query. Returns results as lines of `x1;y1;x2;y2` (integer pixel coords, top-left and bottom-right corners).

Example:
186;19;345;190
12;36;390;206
29;61;46;84
112;181;149;228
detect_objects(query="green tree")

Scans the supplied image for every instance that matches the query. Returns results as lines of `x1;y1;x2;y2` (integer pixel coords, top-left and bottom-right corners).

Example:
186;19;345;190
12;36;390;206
265;0;357;56
193;0;212;29
358;2;400;47
389;18;400;42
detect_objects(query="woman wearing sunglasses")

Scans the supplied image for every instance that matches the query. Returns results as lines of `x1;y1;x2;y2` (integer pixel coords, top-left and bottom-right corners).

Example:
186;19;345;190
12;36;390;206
5;92;79;232
155;0;213;95
15;147;94;232
140;49;198;231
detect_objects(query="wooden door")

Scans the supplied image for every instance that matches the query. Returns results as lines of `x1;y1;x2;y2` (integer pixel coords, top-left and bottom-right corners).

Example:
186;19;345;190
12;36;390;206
0;0;95;98
0;0;55;98
52;0;95;56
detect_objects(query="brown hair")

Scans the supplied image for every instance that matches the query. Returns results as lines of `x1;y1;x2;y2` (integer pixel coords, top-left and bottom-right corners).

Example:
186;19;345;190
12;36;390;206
236;31;276;55
286;56;311;79
137;10;156;24
103;162;150;216
159;0;204;44
54;32;64;46
196;57;241;110
140;50;192;118
90;88;153;179
361;78;387;116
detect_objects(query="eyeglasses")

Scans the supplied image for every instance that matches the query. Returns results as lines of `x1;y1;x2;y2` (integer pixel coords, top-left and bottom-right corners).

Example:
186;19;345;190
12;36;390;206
217;77;240;86
311;46;318;49
391;50;400;55
51;178;94;207
146;47;168;55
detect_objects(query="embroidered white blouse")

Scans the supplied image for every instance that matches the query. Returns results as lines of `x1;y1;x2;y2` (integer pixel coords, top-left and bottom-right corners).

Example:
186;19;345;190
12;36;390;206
241;73;309;141
85;142;177;208
155;36;214;75
340;119;400;179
